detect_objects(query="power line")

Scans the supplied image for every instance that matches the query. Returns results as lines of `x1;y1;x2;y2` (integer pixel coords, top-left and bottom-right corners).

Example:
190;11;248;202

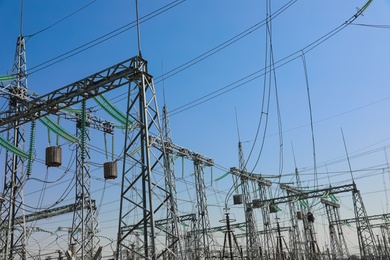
27;0;185;75
25;0;97;39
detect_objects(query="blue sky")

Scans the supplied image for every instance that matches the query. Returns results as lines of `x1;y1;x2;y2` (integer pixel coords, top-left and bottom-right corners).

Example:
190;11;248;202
1;0;390;257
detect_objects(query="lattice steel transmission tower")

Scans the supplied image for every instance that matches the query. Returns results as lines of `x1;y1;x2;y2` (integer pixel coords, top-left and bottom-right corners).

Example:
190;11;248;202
149;135;213;260
286;171;305;260
236;141;261;259
353;186;378;258
0;35;28;260
280;182;321;260
115;56;174;259
321;199;349;259
160;104;183;259
193;159;214;259
70;100;101;259
257;182;275;259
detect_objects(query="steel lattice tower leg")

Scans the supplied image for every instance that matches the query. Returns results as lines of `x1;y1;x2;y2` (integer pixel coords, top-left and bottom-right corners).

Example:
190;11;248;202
0;35;28;260
70;99;100;259
236;142;261;260
116;57;173;259
258;185;275;260
322;199;349;259
353;187;378;258
287;199;305;260
194;162;214;259
160;105;183;259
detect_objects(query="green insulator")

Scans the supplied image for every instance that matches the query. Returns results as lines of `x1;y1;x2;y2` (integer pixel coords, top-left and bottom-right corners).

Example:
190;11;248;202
94;95;129;126
26;120;36;177
39;116;78;143
80;99;86;160
0;136;29;159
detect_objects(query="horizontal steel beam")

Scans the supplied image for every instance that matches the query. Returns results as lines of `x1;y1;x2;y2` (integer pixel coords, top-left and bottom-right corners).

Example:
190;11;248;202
253;183;356;208
0;56;147;133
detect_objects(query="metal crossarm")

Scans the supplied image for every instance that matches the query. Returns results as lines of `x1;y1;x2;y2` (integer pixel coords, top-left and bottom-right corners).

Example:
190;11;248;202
0;56;147;133
253;183;356;207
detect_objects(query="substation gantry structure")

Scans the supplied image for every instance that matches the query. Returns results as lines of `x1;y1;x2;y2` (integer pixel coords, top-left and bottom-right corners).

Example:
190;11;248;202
333;212;390;259
280;183;322;260
0;35;116;259
253;182;378;259
0;35;29;260
229;165;274;260
320;199;350;259
229;139;261;259
150;135;215;259
0;48;177;259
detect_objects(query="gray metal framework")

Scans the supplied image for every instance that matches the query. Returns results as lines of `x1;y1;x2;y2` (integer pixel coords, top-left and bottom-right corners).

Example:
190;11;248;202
0;35;28;260
115;56;172;259
254;183;356;207
230;165;275;259
70;99;100;259
352;190;378;258
230;143;262;259
193;161;214;259
0;57;146;132
286;194;305;259
321;199;349;259
0;55;157;259
159;105;182;259
256;182;378;259
150;135;214;259
16;202;82;223
280;183;321;260
257;182;275;259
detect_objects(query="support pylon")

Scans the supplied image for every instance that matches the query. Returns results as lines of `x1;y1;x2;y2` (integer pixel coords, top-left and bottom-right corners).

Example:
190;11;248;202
159;105;183;259
0;35;28;260
70;99;100;259
116;56;173;259
353;186;378;258
236;141;261;259
321;199;349;259
193;161;214;259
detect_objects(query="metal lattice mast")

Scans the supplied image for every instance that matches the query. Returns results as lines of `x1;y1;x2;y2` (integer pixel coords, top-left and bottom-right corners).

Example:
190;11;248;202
194;161;214;259
352;186;378;258
161;105;183;259
0;35;28;260
149;136;213;259
236;141;261;259
380;225;390;258
286;193;305;260
184;215;197;259
258;184;275;259
321;199;349;259
230;166;273;259
280;183;321;259
70;100;100;259
116;57;171;259
293;168;312;260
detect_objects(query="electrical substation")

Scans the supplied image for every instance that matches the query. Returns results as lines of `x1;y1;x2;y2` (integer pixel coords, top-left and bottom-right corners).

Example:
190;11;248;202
1;0;390;259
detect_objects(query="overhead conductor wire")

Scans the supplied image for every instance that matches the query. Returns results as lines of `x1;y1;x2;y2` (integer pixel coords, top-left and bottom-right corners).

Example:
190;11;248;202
301;52;318;191
169;0;373;116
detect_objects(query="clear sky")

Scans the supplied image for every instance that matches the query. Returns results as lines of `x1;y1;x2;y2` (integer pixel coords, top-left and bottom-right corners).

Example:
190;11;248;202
1;0;390;258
